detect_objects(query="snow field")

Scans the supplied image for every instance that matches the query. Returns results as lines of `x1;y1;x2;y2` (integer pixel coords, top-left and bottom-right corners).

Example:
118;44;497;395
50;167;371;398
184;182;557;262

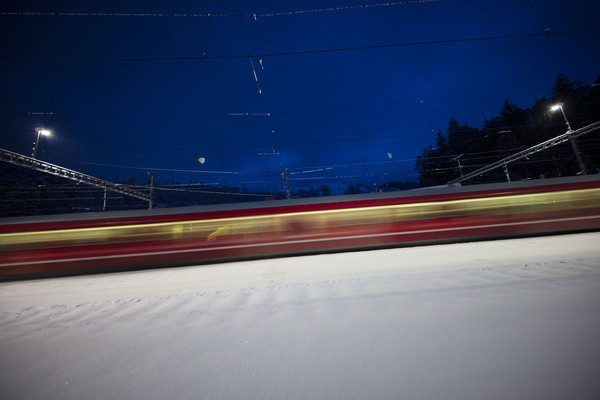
1;232;600;399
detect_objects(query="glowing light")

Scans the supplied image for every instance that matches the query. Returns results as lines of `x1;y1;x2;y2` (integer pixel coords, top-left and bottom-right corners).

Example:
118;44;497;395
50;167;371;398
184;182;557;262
550;104;562;111
387;152;393;159
198;157;206;164
35;127;51;136
32;128;52;158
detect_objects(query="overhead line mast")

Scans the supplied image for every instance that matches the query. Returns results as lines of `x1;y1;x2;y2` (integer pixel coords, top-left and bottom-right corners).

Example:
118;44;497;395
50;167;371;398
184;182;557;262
447;121;600;185
0;148;152;210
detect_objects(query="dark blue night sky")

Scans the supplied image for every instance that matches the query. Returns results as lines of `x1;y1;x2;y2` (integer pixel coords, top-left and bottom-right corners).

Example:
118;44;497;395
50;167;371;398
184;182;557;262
1;0;599;192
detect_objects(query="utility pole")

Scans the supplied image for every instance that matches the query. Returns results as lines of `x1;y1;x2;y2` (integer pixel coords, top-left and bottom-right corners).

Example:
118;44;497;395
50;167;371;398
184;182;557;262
551;104;586;174
103;186;108;211
148;172;156;210
284;168;291;200
502;163;511;182
569;137;587;175
451;154;464;178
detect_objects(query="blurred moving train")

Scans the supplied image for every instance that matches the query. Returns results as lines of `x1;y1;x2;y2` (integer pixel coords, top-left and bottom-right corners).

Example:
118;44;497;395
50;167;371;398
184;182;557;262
1;174;599;280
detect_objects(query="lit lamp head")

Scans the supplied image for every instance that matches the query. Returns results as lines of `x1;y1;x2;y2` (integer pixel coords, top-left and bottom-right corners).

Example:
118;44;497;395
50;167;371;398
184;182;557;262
32;127;52;158
36;128;51;136
549;103;572;131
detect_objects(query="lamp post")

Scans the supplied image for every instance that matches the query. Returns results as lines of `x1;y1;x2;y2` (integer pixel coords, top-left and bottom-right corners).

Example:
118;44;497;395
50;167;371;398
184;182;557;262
550;104;572;131
32;127;51;159
550;104;586;175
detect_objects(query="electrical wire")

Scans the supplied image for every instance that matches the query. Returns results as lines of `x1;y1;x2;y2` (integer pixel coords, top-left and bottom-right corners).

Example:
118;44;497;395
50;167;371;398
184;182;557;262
0;197;97;202
2;30;598;66
153;187;273;197
2;87;550;117
0;1;437;19
60;160;240;174
2;111;274;116
526;0;551;33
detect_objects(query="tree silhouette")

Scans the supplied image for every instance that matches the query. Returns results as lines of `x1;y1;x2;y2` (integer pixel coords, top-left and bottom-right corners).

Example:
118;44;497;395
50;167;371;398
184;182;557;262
416;74;600;186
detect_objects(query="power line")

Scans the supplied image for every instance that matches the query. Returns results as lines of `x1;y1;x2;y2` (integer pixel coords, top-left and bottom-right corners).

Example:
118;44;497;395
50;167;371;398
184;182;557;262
273;88;551;115
50;119;564;157
2;29;598;66
0;1;437;19
153;187;273;197
250;0;437;18
61;160;240;175
1;87;549;117
2;111;273;117
50;155;421;181
0;197;98;202
48;131;435;160
526;0;551;33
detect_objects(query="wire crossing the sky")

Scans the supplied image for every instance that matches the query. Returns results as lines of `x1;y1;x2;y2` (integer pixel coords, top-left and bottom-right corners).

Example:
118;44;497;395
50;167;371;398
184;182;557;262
526;0;551;33
2;29;598;66
0;1;437;19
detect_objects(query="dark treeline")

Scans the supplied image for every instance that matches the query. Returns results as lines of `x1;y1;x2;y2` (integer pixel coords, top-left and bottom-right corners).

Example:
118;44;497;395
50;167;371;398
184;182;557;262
415;74;600;187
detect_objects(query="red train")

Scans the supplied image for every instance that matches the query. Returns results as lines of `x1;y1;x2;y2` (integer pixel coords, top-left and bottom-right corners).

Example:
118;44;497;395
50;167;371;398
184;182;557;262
1;175;599;280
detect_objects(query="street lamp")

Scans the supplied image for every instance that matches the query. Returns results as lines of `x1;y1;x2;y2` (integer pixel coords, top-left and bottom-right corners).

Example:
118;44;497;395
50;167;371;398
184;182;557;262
32;127;51;159
550;103;572;131
550;104;586;175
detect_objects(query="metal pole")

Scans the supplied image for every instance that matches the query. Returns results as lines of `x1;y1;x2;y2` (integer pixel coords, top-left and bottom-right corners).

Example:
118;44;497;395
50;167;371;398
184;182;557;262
502;163;511;182
451;154;464;177
32;130;41;159
569;137;587;175
557;105;586;174
559;106;573;131
103;186;108;211
148;172;156;210
286;168;291;200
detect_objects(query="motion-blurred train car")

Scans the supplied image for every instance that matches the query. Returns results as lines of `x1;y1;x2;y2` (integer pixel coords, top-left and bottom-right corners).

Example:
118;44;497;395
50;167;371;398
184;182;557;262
1;175;599;280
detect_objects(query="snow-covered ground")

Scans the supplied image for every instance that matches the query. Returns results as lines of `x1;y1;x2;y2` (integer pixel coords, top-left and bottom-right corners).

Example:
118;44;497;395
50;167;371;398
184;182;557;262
1;233;600;400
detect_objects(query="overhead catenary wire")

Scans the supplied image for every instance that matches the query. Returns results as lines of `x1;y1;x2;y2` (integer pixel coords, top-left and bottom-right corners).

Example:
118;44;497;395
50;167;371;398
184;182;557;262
250;11;279;158
50;119;565;157
44;121;568;168
152;186;273;197
2;30;598;66
249;56;262;94
526;0;551;34
0;1;437;19
58;145;539;178
48;131;439;159
56;160;241;174
48;155;422;180
1;87;554;117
